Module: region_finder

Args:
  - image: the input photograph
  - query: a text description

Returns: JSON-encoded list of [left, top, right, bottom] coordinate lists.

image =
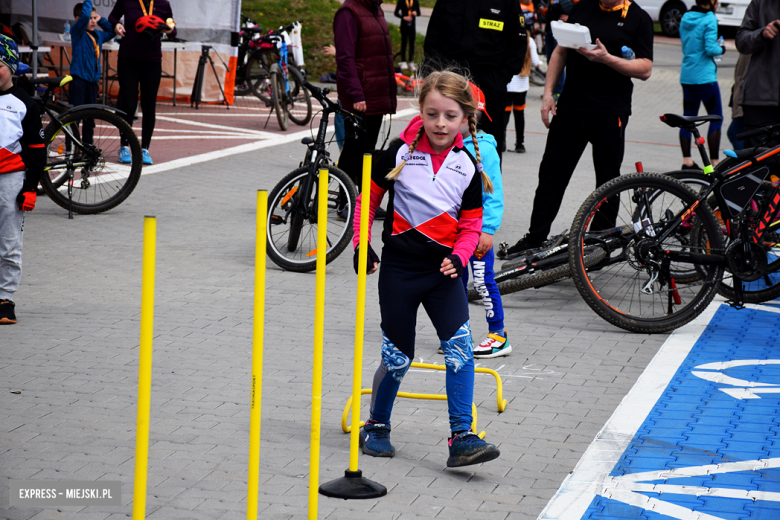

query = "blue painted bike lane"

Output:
[[539, 302, 780, 520]]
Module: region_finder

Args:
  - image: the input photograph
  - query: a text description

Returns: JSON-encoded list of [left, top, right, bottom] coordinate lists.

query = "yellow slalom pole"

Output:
[[317, 154, 386, 500], [247, 191, 267, 520], [308, 169, 328, 519], [349, 154, 372, 472], [133, 216, 156, 520]]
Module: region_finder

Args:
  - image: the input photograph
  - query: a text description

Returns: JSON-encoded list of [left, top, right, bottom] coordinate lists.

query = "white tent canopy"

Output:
[[2, 0, 241, 46], [1, 0, 242, 102]]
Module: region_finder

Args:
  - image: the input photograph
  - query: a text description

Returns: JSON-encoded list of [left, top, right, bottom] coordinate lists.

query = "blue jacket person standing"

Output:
[[70, 0, 115, 144]]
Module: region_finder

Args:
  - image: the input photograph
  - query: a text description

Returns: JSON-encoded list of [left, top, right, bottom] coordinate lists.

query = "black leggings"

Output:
[[504, 91, 527, 146], [116, 57, 162, 150], [400, 25, 415, 63], [528, 111, 628, 241]]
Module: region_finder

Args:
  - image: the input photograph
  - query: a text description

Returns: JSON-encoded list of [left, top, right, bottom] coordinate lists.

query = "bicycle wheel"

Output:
[[40, 108, 143, 214], [270, 67, 288, 131], [569, 173, 724, 334], [667, 163, 780, 303], [267, 165, 357, 272], [467, 245, 605, 301], [246, 53, 272, 103], [285, 65, 312, 126], [38, 102, 70, 193]]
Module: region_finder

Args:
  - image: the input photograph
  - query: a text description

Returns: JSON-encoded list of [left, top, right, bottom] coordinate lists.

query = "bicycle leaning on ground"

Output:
[[567, 114, 780, 334], [468, 229, 616, 301], [266, 80, 362, 272], [17, 64, 143, 217]]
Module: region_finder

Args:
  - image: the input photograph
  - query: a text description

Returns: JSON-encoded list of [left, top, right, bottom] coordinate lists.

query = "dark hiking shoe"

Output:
[[0, 299, 17, 324], [501, 233, 545, 258], [447, 431, 500, 467], [359, 420, 395, 457]]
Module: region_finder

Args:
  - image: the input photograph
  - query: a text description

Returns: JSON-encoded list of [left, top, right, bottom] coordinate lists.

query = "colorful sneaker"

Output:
[[118, 146, 132, 164], [142, 149, 153, 165], [447, 431, 500, 467], [359, 420, 395, 457], [0, 299, 17, 324], [473, 332, 511, 359]]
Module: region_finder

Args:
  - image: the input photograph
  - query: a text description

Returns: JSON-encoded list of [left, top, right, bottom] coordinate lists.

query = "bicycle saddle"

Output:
[[660, 113, 722, 129], [30, 75, 73, 88], [724, 147, 760, 160]]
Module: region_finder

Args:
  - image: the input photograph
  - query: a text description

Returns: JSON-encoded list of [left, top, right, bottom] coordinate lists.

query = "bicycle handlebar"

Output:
[[303, 80, 363, 130], [279, 20, 304, 33], [736, 123, 780, 142]]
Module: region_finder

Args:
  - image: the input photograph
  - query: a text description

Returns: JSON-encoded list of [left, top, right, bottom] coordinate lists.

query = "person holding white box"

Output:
[[503, 0, 653, 256]]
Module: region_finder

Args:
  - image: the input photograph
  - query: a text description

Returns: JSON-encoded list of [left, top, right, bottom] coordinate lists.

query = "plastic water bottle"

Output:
[[714, 36, 724, 62], [621, 46, 635, 60], [63, 20, 71, 42]]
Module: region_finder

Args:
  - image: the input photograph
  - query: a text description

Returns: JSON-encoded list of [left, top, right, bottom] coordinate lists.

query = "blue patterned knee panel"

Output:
[[439, 321, 473, 373], [381, 331, 411, 383]]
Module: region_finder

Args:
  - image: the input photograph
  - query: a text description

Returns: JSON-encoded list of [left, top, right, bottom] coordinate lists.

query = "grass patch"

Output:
[[241, 0, 425, 78]]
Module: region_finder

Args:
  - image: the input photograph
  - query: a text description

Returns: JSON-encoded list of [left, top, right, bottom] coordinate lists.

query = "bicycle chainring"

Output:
[[726, 239, 768, 282]]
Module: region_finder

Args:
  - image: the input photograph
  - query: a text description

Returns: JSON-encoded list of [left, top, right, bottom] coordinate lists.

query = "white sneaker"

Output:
[[399, 61, 408, 69], [409, 62, 417, 72], [473, 332, 511, 359]]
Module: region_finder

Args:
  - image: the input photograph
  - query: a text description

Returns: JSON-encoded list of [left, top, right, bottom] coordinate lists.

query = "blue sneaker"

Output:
[[142, 149, 153, 165], [118, 146, 132, 164], [359, 420, 395, 457], [447, 431, 500, 467]]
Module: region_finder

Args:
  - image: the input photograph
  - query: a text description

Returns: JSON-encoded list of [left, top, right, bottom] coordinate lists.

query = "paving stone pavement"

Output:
[[1, 44, 741, 519]]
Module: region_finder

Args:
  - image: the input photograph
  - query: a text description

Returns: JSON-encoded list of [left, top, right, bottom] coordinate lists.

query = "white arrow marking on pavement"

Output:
[[691, 359, 780, 399], [596, 458, 780, 520]]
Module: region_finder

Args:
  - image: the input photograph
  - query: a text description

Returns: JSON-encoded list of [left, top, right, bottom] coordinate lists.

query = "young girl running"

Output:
[[352, 70, 501, 468], [461, 84, 511, 358]]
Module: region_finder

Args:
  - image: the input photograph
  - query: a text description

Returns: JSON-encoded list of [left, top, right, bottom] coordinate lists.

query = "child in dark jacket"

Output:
[[70, 0, 115, 144], [394, 0, 420, 70]]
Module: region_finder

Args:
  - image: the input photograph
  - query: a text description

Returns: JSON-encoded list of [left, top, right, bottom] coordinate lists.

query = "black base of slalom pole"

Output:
[[319, 469, 387, 500]]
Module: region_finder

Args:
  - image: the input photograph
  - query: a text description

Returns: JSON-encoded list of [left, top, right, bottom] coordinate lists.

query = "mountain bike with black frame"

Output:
[[567, 115, 780, 333], [266, 80, 361, 272], [17, 65, 142, 217]]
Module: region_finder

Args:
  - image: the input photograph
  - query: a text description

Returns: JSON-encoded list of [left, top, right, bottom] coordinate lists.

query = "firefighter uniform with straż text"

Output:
[[424, 0, 526, 158]]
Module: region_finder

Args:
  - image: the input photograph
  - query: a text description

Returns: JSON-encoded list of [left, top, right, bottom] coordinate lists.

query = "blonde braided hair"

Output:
[[385, 70, 494, 194], [386, 124, 425, 180], [468, 113, 494, 193]]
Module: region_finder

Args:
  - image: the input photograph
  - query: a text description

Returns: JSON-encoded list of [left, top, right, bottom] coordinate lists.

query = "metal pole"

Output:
[[246, 191, 267, 520], [308, 168, 329, 519], [32, 0, 38, 79], [133, 216, 156, 520]]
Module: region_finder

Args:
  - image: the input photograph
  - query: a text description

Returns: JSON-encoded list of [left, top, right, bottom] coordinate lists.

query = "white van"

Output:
[[715, 0, 751, 28], [640, 0, 696, 37]]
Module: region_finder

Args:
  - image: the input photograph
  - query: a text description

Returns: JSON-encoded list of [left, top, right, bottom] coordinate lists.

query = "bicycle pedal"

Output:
[[270, 215, 284, 225], [726, 299, 745, 310]]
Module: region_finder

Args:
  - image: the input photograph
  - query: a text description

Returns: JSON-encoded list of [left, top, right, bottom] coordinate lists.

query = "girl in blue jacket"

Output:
[[458, 84, 510, 359], [679, 0, 726, 168]]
